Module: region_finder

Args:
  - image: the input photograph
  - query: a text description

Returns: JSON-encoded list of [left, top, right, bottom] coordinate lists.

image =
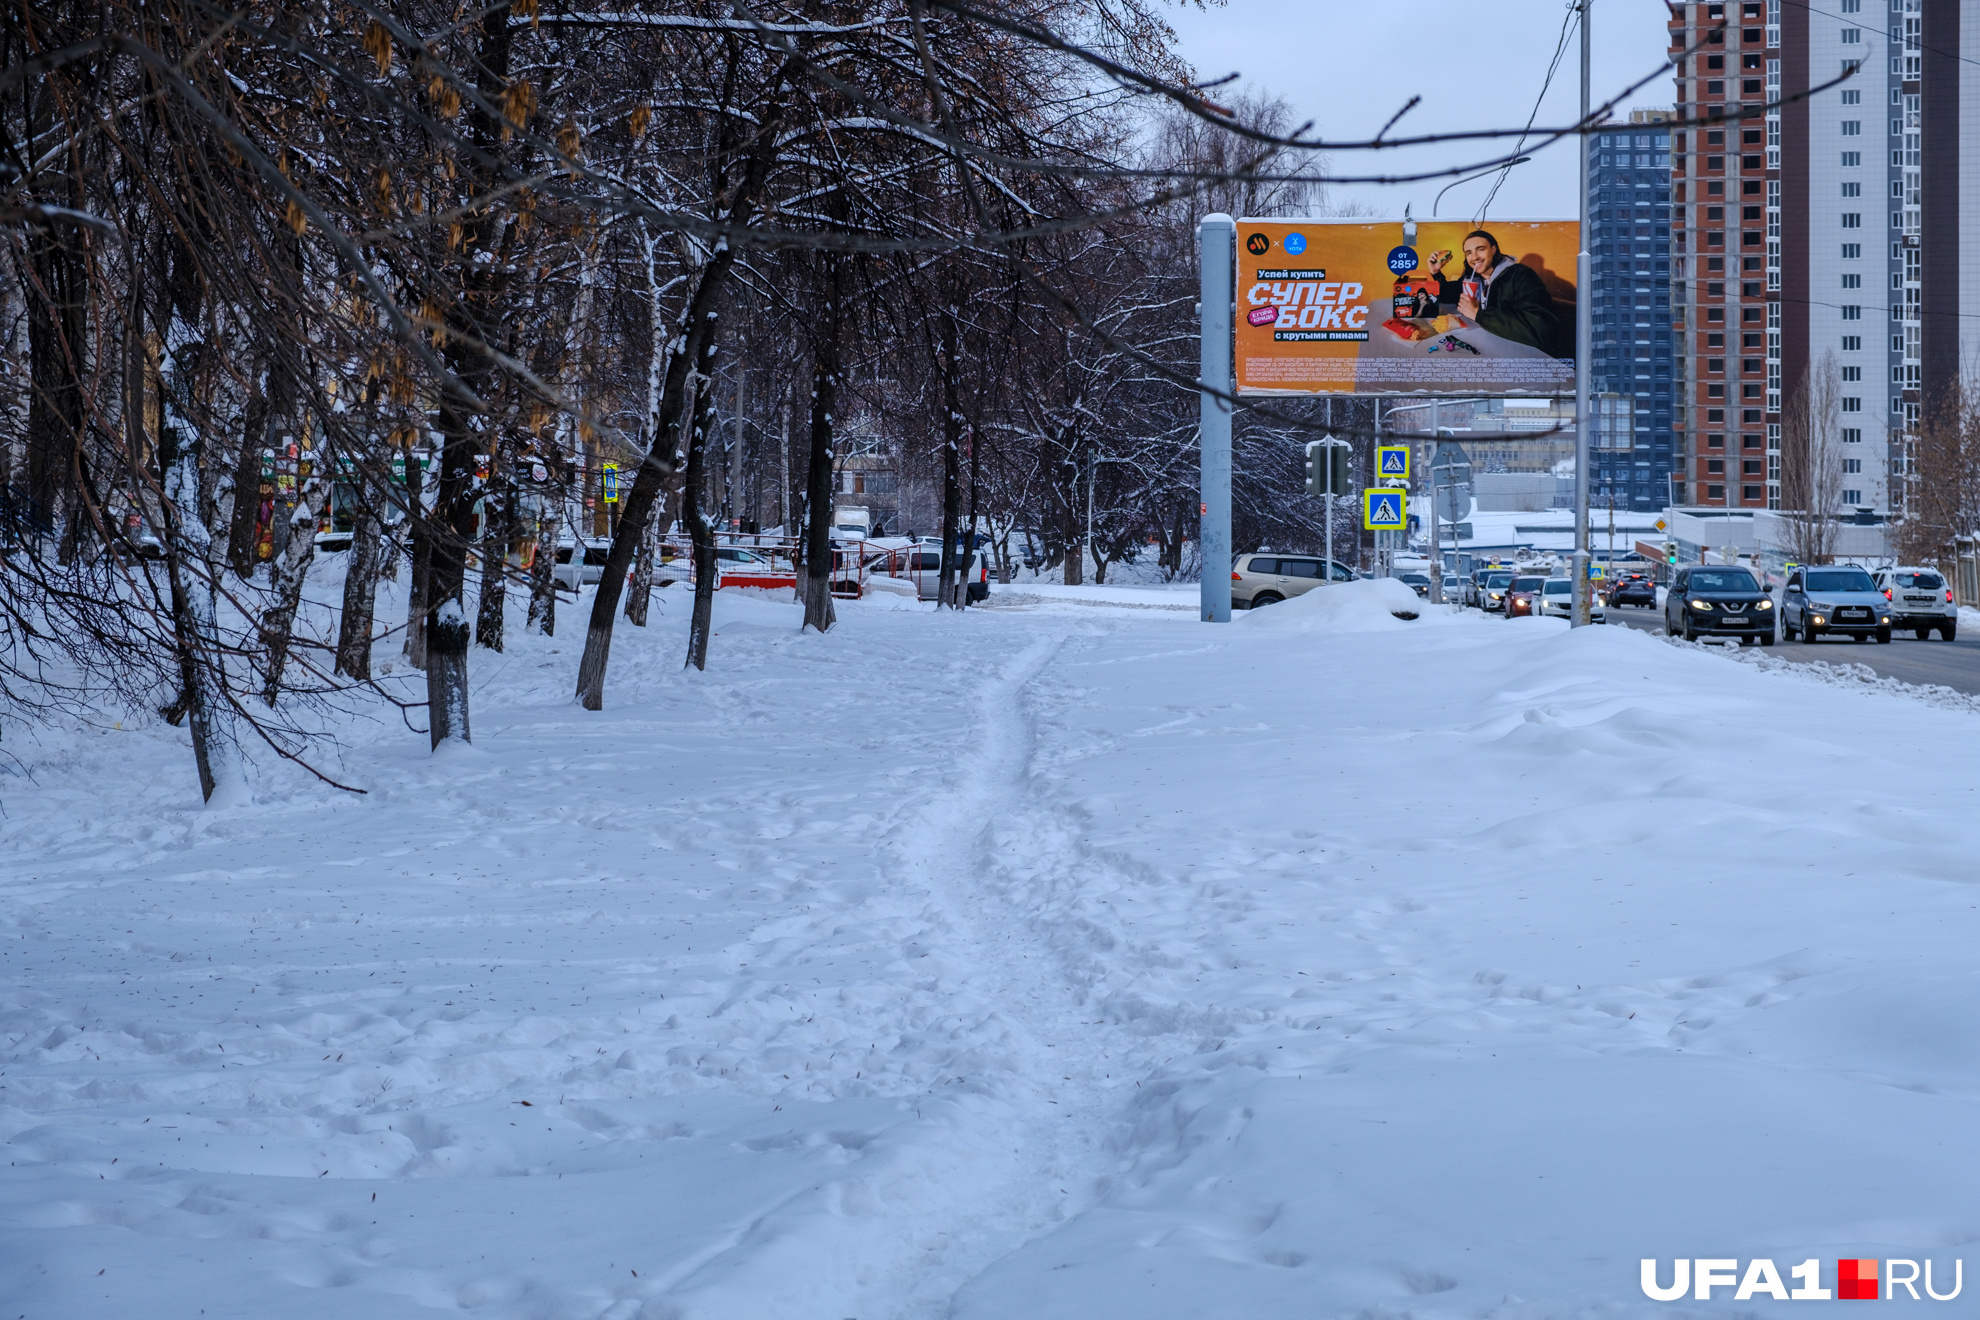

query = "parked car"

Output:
[[1871, 566, 1958, 640], [1662, 565, 1775, 643], [1604, 572, 1657, 608], [553, 537, 612, 591], [910, 548, 989, 602], [1781, 565, 1890, 643], [1472, 570, 1516, 612], [1397, 572, 1432, 598], [1537, 577, 1607, 622], [1504, 575, 1546, 618], [1232, 553, 1356, 608]]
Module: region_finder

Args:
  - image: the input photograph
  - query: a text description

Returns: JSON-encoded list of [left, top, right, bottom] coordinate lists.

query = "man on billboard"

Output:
[[1423, 230, 1561, 354]]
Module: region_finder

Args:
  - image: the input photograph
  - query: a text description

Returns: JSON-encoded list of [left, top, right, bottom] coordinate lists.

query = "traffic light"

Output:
[[1304, 441, 1351, 497], [1664, 541, 1678, 565]]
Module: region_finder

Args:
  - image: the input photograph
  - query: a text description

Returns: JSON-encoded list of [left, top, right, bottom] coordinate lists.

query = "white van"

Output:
[[830, 506, 871, 540]]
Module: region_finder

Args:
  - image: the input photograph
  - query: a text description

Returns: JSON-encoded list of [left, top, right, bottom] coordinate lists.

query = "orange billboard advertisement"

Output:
[[1234, 218, 1579, 396]]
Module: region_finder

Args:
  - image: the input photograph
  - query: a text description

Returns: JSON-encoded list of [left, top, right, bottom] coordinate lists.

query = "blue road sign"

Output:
[[1363, 487, 1406, 531], [1376, 445, 1410, 480]]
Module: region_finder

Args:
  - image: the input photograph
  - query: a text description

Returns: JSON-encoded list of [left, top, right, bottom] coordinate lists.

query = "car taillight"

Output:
[[1232, 572, 1243, 581], [1949, 589, 1957, 604], [1884, 588, 1893, 600]]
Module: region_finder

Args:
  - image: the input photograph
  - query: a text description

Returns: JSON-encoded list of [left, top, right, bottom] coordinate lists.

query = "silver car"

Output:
[[1537, 577, 1606, 622], [1233, 553, 1355, 608], [1782, 565, 1892, 643]]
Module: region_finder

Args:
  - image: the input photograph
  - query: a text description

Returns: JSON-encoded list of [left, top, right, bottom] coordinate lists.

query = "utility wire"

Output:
[[1479, 0, 1582, 223]]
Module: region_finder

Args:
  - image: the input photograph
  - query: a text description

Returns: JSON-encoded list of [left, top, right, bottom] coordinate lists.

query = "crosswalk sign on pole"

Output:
[[1376, 445, 1410, 481], [603, 462, 620, 504], [1363, 487, 1407, 531]]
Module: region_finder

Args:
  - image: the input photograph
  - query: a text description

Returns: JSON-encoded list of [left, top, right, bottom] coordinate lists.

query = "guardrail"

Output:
[[660, 535, 955, 601]]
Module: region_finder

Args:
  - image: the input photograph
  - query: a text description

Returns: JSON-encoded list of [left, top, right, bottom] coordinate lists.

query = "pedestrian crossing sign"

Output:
[[603, 462, 620, 504], [1376, 445, 1410, 480], [1363, 487, 1407, 530]]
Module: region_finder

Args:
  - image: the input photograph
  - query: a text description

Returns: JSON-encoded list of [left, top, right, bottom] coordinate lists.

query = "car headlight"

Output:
[[1881, 615, 1891, 624], [1755, 598, 1774, 610], [1812, 615, 1826, 625], [1689, 599, 1712, 611]]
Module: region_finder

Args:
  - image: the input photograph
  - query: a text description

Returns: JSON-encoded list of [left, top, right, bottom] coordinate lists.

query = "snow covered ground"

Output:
[[4, 578, 1977, 1318]]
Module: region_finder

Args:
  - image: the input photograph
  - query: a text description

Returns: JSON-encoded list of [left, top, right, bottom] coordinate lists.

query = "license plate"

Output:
[[1905, 596, 1933, 604], [1840, 609, 1868, 619], [1721, 616, 1747, 625]]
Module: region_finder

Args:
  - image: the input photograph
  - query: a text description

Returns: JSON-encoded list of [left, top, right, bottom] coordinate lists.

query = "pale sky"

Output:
[[1165, 0, 1677, 221]]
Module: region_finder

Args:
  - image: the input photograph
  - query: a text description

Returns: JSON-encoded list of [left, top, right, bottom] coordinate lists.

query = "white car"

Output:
[[1537, 577, 1606, 622], [1871, 566, 1958, 641], [552, 537, 612, 591]]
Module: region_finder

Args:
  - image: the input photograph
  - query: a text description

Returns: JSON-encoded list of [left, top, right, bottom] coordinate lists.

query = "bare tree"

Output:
[[1894, 373, 1980, 566], [1779, 353, 1846, 564]]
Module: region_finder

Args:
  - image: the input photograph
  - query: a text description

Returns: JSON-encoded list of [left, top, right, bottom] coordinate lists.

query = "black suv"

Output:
[[1664, 565, 1776, 644], [1605, 573, 1656, 608]]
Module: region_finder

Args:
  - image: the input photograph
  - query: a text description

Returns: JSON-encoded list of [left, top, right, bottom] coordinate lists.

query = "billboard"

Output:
[[1234, 219, 1579, 397]]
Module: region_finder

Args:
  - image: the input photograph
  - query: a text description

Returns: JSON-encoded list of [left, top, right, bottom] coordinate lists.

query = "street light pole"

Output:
[[1571, 0, 1594, 626], [1198, 214, 1234, 622]]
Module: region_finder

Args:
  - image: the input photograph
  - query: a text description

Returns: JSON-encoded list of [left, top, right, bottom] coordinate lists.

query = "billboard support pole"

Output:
[[1428, 400, 1443, 604], [1199, 214, 1234, 622], [1571, 0, 1593, 626]]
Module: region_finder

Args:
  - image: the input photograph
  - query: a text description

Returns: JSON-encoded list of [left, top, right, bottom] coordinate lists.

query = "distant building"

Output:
[[1383, 398, 1575, 473], [1669, 0, 1926, 519], [1588, 108, 1676, 512]]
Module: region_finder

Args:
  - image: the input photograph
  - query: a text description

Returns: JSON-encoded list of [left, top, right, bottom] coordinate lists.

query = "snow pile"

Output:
[[4, 581, 1978, 1319], [1238, 574, 1432, 631]]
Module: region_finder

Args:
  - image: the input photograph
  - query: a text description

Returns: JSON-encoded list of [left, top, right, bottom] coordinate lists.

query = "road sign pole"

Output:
[[1199, 214, 1234, 622], [1571, 0, 1593, 626]]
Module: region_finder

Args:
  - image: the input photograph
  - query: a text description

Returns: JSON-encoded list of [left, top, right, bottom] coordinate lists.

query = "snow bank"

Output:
[[1238, 574, 1432, 631], [5, 570, 1979, 1319]]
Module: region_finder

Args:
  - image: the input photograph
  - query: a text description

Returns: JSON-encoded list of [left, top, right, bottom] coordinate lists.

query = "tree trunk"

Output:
[[426, 597, 471, 748], [684, 377, 719, 669], [1061, 466, 1083, 585], [224, 371, 271, 577], [527, 497, 558, 636], [24, 225, 85, 552], [962, 420, 982, 608], [403, 442, 429, 668], [260, 481, 323, 704], [626, 510, 656, 626], [476, 436, 515, 650], [936, 309, 962, 608], [160, 426, 247, 804], [800, 256, 843, 633], [729, 368, 749, 530], [424, 394, 479, 745], [336, 490, 383, 680]]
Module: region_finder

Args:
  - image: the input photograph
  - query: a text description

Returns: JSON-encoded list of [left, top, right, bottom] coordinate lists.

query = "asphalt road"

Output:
[[1603, 604, 1980, 695]]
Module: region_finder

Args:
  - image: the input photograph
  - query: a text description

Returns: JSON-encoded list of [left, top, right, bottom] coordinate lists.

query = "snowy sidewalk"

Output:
[[3, 584, 1977, 1318]]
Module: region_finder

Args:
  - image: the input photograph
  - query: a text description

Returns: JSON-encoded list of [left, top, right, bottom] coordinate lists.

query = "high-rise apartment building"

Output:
[[1670, 0, 1936, 519], [1587, 109, 1675, 510]]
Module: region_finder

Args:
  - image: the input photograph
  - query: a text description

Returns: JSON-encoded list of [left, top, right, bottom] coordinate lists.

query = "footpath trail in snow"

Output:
[[4, 582, 1979, 1319]]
